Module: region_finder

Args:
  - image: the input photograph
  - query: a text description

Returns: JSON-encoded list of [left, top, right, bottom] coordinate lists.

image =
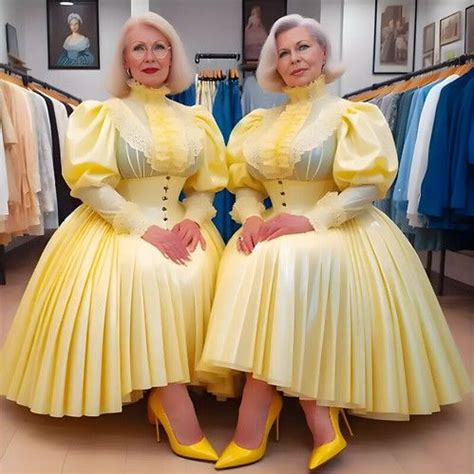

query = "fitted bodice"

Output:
[[115, 135, 201, 179], [116, 175, 187, 227], [248, 132, 337, 183]]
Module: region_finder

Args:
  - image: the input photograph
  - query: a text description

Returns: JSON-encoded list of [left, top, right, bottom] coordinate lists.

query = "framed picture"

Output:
[[423, 22, 435, 53], [439, 11, 461, 47], [5, 23, 20, 60], [242, 0, 287, 64], [47, 0, 100, 70], [466, 5, 474, 54], [440, 43, 464, 62], [372, 0, 418, 74], [422, 50, 434, 68]]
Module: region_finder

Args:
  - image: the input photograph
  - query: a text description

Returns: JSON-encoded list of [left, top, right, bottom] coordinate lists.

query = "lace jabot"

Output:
[[283, 74, 327, 103], [243, 74, 349, 179], [105, 80, 204, 175], [127, 79, 170, 103]]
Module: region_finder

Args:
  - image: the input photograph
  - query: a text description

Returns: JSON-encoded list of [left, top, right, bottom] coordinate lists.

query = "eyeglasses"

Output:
[[130, 42, 171, 60]]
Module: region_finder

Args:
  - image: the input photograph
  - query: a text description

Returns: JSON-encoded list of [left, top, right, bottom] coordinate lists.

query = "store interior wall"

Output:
[[1, 0, 472, 286]]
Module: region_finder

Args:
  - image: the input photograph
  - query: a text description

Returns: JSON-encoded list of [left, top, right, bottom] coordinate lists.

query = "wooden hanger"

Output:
[[0, 71, 25, 88]]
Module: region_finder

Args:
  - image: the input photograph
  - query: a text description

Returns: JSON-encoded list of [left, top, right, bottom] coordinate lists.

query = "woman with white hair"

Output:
[[0, 12, 230, 462], [200, 14, 470, 470], [57, 13, 95, 66]]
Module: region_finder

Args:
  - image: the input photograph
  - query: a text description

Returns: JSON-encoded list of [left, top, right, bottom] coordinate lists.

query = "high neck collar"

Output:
[[127, 79, 170, 103], [283, 75, 327, 103]]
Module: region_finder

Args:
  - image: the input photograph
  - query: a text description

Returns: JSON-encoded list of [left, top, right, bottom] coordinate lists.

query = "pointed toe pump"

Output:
[[147, 390, 218, 462], [308, 407, 353, 470], [215, 391, 283, 470]]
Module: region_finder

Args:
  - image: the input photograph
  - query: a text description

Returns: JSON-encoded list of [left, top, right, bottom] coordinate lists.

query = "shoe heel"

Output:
[[275, 414, 280, 442], [341, 409, 353, 437]]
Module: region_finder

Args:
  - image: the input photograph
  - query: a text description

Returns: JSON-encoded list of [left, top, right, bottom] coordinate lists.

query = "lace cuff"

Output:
[[183, 192, 216, 225], [305, 192, 347, 231], [230, 189, 265, 224], [112, 202, 154, 236]]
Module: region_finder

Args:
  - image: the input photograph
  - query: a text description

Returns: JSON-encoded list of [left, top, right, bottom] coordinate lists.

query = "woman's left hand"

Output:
[[259, 213, 315, 241], [172, 219, 206, 252]]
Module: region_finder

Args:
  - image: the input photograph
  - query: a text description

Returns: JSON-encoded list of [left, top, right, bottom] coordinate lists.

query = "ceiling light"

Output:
[[60, 2, 74, 5]]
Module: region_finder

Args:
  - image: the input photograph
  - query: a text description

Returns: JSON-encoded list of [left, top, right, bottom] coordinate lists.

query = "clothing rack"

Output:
[[0, 63, 82, 102], [343, 53, 474, 99], [194, 53, 241, 64], [343, 53, 474, 296], [0, 64, 82, 285]]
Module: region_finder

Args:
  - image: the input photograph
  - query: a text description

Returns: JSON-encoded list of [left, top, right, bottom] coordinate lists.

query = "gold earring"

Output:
[[126, 68, 132, 78]]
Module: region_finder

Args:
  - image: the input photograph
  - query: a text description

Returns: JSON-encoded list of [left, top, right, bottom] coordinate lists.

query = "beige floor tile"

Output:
[[0, 426, 68, 473]]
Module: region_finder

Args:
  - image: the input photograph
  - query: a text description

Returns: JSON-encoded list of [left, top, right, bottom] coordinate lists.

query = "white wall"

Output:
[[2, 0, 130, 101], [151, 0, 320, 72], [1, 0, 28, 64], [415, 0, 471, 69]]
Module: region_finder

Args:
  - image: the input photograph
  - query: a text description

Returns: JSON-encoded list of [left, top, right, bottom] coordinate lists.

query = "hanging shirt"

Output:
[[241, 74, 286, 115], [27, 91, 59, 230], [212, 78, 243, 242], [406, 74, 459, 227], [450, 76, 474, 217], [419, 68, 474, 229]]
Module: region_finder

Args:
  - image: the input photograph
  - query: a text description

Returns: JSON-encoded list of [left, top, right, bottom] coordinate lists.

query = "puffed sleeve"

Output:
[[180, 105, 229, 225], [305, 101, 398, 230], [227, 110, 267, 223], [63, 100, 154, 236]]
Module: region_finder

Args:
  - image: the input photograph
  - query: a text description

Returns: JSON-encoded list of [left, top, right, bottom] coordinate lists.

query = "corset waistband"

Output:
[[264, 179, 338, 213], [116, 175, 187, 228]]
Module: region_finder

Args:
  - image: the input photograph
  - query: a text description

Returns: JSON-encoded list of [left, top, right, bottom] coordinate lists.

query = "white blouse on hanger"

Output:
[[406, 74, 459, 227]]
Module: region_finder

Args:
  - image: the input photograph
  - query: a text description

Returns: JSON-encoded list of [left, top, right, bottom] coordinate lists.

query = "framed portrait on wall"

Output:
[[423, 22, 435, 53], [47, 0, 100, 70], [372, 0, 417, 74], [439, 11, 461, 47], [465, 5, 474, 54], [422, 50, 434, 68], [242, 0, 287, 64]]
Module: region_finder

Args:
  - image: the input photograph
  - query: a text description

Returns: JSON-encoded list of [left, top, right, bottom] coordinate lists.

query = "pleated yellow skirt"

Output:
[[0, 204, 232, 417], [199, 206, 471, 420]]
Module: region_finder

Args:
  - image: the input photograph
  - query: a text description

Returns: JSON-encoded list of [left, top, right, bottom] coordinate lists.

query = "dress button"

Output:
[[164, 186, 169, 191], [278, 180, 283, 184], [166, 176, 171, 180], [282, 203, 287, 207], [280, 191, 285, 196], [162, 207, 167, 211], [164, 217, 168, 221], [162, 196, 168, 201]]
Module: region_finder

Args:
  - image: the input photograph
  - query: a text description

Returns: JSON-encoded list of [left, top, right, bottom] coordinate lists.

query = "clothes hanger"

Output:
[[0, 71, 25, 88]]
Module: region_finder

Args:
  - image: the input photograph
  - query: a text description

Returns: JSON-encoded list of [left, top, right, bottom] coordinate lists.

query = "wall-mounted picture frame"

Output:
[[372, 0, 418, 74], [422, 50, 434, 68], [242, 0, 287, 64], [466, 5, 474, 54], [423, 21, 435, 53], [439, 11, 461, 47], [47, 0, 100, 70]]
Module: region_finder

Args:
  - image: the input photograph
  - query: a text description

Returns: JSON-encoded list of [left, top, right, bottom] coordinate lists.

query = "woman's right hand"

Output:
[[237, 216, 264, 254], [142, 225, 191, 265]]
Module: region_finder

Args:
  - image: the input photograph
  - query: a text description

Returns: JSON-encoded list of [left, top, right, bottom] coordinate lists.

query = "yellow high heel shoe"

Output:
[[215, 391, 283, 470], [308, 407, 353, 470], [147, 390, 218, 462]]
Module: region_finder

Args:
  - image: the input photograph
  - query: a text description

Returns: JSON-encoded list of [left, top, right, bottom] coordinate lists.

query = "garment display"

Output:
[[0, 81, 234, 416], [241, 73, 287, 115], [199, 76, 470, 420]]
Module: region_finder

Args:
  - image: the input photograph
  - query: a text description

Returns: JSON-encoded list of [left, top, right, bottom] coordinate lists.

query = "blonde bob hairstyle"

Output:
[[106, 12, 194, 97], [256, 14, 344, 92]]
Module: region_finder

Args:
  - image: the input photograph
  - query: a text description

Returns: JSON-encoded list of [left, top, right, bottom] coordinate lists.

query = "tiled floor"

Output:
[[0, 238, 473, 474]]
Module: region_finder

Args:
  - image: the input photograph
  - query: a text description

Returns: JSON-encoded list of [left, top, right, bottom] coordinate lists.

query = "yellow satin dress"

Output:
[[199, 77, 471, 420], [0, 82, 233, 417]]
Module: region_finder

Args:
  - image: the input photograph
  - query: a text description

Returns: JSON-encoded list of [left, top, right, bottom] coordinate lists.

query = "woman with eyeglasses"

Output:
[[0, 12, 231, 461]]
